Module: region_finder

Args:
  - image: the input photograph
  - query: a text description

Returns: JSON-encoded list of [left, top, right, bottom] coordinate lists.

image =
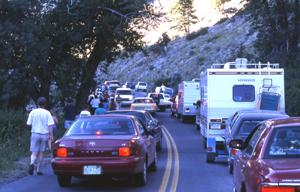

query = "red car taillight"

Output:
[[119, 147, 131, 157], [57, 147, 68, 157], [261, 186, 295, 192]]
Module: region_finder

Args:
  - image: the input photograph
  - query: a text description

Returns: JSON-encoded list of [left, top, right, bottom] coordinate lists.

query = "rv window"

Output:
[[233, 85, 255, 102]]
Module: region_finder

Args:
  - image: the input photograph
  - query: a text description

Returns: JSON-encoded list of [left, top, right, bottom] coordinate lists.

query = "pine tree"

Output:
[[171, 0, 199, 34]]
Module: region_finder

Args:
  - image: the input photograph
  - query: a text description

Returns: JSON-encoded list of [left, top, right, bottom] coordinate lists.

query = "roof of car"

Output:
[[133, 97, 153, 100], [265, 117, 300, 127], [80, 114, 136, 120], [106, 110, 147, 114]]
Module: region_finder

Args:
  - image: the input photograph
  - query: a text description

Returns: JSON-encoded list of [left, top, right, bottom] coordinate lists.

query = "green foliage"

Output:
[[0, 0, 158, 111], [186, 27, 209, 40], [246, 0, 300, 115], [171, 0, 199, 33], [0, 110, 29, 170]]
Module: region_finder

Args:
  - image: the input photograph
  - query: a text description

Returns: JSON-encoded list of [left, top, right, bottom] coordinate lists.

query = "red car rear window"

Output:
[[66, 118, 135, 136], [264, 126, 300, 158]]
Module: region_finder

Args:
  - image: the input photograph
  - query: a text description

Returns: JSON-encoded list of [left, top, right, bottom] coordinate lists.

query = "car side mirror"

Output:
[[229, 139, 244, 149]]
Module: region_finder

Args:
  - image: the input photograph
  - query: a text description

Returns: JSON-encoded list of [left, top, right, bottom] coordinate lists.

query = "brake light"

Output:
[[261, 186, 295, 192], [119, 147, 131, 157], [57, 148, 68, 157], [231, 148, 238, 156]]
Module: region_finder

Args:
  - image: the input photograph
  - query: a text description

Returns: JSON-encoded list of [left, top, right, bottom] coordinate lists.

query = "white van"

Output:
[[177, 81, 200, 122]]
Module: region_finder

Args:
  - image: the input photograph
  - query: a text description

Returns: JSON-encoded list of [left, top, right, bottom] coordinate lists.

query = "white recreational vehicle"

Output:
[[177, 81, 200, 122], [196, 58, 285, 162]]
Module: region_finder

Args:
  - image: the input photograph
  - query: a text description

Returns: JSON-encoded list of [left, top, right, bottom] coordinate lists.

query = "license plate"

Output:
[[83, 165, 102, 175], [210, 123, 221, 129]]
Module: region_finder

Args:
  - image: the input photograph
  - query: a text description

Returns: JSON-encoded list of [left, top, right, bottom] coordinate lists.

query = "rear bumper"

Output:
[[51, 156, 144, 176]]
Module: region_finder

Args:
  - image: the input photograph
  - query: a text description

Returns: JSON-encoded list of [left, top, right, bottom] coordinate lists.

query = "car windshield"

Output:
[[109, 86, 118, 91], [116, 90, 132, 95], [66, 117, 135, 136], [265, 126, 300, 158], [134, 99, 154, 103], [139, 83, 146, 86], [236, 120, 261, 137]]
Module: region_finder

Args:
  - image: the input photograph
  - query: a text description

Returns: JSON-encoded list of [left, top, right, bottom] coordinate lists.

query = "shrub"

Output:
[[186, 27, 209, 41], [0, 110, 29, 170]]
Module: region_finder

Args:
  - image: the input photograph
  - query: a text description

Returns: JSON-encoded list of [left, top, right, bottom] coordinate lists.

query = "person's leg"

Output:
[[29, 133, 39, 175], [36, 152, 44, 174], [36, 134, 48, 175]]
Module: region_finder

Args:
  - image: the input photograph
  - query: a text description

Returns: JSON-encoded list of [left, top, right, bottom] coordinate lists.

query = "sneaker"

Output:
[[28, 164, 34, 175]]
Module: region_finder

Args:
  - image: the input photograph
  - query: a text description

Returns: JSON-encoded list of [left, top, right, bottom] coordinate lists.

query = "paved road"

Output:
[[0, 111, 233, 192]]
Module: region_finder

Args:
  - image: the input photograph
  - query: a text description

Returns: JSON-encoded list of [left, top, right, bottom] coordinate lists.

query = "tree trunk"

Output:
[[75, 34, 106, 112]]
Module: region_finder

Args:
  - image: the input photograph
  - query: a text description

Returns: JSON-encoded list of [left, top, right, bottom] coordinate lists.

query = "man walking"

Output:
[[27, 97, 54, 175]]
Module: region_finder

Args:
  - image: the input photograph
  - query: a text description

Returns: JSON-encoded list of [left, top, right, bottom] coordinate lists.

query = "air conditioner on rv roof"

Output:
[[235, 58, 248, 69]]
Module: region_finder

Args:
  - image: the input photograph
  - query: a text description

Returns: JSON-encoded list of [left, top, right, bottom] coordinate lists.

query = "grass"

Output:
[[0, 110, 66, 173]]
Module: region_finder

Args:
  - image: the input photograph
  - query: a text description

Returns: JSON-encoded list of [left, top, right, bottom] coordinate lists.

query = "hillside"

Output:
[[98, 0, 256, 89]]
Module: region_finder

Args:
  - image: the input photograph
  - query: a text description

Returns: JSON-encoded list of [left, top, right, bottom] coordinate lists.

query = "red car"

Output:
[[231, 117, 300, 192], [51, 114, 157, 187]]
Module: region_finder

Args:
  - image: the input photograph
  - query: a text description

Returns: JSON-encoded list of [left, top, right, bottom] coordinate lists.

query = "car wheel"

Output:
[[228, 162, 233, 174], [160, 106, 166, 112], [134, 161, 147, 186], [181, 115, 186, 123], [206, 153, 215, 163], [149, 151, 157, 172], [57, 175, 72, 187], [203, 137, 207, 149], [156, 140, 162, 152], [195, 124, 200, 130]]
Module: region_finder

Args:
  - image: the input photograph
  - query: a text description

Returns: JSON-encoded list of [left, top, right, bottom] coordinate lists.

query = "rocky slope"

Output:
[[97, 0, 257, 89]]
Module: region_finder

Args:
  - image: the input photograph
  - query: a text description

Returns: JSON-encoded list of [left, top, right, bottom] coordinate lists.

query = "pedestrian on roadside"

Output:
[[95, 101, 107, 115], [50, 109, 59, 134], [64, 98, 76, 129], [109, 98, 116, 111], [90, 95, 100, 115], [79, 105, 91, 117], [26, 97, 54, 176]]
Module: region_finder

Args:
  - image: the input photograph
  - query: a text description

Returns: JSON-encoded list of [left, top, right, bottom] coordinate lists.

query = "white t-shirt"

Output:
[[90, 98, 100, 108], [80, 110, 91, 117], [27, 108, 54, 134]]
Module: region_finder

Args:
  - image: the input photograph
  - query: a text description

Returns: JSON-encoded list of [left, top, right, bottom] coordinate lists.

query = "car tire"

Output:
[[134, 161, 147, 186], [203, 137, 207, 149], [206, 153, 215, 163], [57, 175, 72, 187], [181, 115, 186, 123], [228, 162, 233, 174], [156, 141, 162, 152], [195, 124, 200, 130], [149, 151, 157, 172]]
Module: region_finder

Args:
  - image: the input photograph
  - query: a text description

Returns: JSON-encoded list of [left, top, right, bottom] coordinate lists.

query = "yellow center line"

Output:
[[159, 128, 173, 192], [163, 126, 180, 192]]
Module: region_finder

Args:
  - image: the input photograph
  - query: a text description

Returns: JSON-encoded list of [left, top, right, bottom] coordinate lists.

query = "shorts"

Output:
[[30, 133, 49, 152], [64, 120, 74, 129]]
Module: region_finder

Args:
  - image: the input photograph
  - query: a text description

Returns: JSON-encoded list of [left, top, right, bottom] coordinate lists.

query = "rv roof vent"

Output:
[[235, 58, 248, 69]]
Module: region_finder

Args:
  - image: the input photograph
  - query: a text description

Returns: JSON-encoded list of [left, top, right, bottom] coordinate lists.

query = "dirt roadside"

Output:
[[0, 155, 52, 186]]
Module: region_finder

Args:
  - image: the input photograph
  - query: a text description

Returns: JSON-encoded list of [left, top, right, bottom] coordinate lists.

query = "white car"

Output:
[[135, 82, 147, 90], [114, 88, 134, 107]]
